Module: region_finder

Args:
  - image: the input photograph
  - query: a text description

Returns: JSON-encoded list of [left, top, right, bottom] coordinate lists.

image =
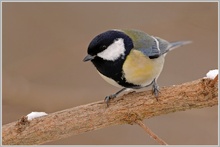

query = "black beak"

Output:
[[83, 54, 95, 62]]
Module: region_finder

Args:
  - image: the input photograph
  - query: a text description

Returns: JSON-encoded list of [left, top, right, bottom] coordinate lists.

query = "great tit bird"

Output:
[[83, 29, 191, 106]]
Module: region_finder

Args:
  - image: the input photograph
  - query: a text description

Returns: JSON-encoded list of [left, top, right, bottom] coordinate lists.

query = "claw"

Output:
[[152, 79, 160, 101], [104, 88, 127, 107], [104, 94, 116, 107]]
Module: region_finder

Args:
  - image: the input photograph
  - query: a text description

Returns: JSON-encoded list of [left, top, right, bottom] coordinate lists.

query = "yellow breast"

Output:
[[122, 50, 164, 86]]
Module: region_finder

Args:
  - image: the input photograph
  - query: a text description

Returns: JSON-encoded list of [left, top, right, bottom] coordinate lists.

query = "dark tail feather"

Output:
[[169, 41, 192, 51]]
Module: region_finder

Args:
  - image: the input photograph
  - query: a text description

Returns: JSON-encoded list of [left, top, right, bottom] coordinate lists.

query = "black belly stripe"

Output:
[[91, 57, 139, 88]]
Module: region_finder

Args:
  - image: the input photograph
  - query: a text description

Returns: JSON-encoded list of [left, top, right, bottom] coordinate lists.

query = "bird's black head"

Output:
[[83, 30, 133, 62]]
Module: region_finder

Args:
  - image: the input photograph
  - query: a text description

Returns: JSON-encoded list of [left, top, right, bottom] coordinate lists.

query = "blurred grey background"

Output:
[[2, 2, 218, 145]]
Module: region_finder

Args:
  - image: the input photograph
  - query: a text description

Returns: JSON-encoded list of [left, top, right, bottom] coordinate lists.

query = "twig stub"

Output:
[[135, 120, 168, 145], [15, 116, 30, 133]]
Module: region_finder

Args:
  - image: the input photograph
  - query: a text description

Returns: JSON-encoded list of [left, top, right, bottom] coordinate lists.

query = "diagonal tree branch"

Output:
[[2, 77, 218, 145]]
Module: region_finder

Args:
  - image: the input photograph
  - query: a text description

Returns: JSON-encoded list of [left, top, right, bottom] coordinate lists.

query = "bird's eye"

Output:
[[114, 38, 119, 41], [100, 45, 107, 50]]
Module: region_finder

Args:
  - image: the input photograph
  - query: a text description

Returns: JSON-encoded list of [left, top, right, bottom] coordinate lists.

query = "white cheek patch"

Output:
[[97, 38, 125, 61]]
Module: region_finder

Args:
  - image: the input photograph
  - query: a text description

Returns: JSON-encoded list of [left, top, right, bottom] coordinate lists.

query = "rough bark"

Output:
[[2, 77, 218, 145]]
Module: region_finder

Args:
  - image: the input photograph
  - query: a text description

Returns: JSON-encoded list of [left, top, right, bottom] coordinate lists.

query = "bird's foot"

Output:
[[152, 80, 160, 101], [104, 88, 127, 107], [104, 94, 117, 107]]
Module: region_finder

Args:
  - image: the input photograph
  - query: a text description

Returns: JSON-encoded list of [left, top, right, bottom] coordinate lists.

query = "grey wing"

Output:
[[124, 29, 190, 59], [140, 36, 191, 58], [138, 36, 170, 59]]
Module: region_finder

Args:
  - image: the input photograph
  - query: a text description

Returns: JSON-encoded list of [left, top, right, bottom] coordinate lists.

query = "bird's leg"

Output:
[[152, 79, 160, 101], [104, 87, 127, 107]]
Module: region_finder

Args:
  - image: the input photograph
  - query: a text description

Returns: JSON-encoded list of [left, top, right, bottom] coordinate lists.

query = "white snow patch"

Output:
[[27, 112, 48, 120], [205, 69, 218, 79], [125, 88, 132, 92]]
